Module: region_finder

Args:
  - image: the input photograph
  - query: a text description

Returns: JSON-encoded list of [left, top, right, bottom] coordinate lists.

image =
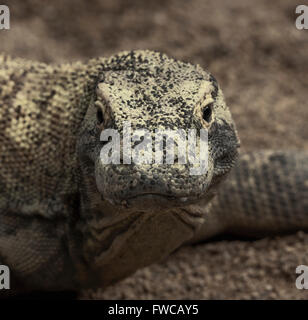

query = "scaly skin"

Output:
[[189, 151, 308, 243], [0, 50, 306, 293]]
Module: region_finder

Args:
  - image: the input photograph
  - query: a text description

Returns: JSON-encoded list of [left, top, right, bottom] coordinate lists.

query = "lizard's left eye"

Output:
[[97, 109, 104, 124], [202, 103, 213, 123]]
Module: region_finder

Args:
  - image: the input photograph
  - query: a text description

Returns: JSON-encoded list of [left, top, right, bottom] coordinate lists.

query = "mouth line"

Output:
[[124, 192, 197, 203]]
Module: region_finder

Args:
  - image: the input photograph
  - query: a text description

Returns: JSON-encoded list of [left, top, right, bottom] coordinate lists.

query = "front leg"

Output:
[[0, 210, 76, 293]]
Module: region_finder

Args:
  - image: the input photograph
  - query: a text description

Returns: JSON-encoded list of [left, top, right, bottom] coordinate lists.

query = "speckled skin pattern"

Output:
[[0, 50, 306, 293]]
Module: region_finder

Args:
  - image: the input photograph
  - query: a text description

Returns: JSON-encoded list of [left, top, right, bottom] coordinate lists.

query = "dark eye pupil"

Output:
[[203, 104, 212, 123], [97, 109, 104, 124]]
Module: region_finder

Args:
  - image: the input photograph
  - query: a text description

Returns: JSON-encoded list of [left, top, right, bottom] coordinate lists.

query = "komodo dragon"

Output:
[[0, 50, 307, 294]]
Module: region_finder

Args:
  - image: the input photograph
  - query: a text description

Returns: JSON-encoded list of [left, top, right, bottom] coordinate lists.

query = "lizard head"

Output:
[[76, 50, 240, 286], [78, 50, 239, 213]]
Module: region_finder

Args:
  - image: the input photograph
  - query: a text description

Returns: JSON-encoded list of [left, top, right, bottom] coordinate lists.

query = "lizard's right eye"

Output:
[[202, 103, 213, 123], [97, 109, 104, 124]]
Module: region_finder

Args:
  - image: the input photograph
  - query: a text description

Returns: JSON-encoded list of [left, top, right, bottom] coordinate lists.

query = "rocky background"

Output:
[[1, 0, 307, 299]]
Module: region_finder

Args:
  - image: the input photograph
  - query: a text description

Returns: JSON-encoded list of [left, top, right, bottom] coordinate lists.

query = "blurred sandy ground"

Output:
[[0, 0, 307, 299]]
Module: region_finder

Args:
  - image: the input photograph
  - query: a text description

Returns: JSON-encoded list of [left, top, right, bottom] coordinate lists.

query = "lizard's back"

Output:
[[0, 55, 95, 212]]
